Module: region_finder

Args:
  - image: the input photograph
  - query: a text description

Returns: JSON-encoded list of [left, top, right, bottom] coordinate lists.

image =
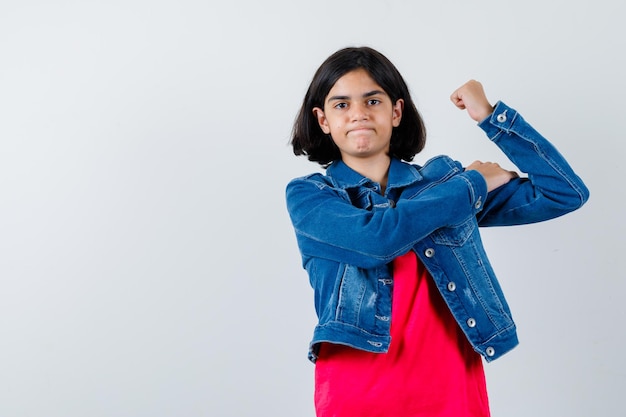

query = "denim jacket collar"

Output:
[[326, 157, 423, 193]]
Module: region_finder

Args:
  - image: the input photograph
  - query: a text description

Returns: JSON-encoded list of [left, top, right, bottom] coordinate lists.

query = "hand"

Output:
[[466, 160, 519, 192], [450, 80, 494, 122]]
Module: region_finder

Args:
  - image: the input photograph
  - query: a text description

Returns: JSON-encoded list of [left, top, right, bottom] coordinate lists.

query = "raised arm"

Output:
[[477, 101, 589, 225], [451, 79, 588, 225]]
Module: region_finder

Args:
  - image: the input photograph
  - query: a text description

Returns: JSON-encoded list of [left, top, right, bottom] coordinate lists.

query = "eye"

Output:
[[333, 102, 348, 109], [367, 99, 381, 106]]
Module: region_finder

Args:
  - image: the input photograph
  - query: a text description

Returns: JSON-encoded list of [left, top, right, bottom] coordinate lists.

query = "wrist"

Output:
[[478, 103, 495, 121]]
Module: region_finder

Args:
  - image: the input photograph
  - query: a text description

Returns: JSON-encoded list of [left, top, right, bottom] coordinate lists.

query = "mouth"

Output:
[[348, 127, 374, 134]]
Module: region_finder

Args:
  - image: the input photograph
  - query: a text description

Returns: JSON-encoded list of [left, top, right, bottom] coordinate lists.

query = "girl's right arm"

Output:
[[285, 169, 487, 269]]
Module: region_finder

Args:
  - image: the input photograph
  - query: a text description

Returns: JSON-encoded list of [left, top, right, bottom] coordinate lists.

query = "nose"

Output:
[[350, 102, 369, 121]]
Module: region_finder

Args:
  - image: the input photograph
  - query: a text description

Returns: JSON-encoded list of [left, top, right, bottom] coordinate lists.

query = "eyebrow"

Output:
[[326, 90, 387, 103]]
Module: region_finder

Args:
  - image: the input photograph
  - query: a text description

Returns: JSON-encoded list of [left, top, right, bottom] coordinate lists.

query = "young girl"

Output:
[[285, 46, 589, 417]]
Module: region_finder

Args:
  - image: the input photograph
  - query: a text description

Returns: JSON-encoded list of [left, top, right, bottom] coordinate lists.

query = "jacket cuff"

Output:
[[477, 101, 518, 139], [462, 169, 488, 213]]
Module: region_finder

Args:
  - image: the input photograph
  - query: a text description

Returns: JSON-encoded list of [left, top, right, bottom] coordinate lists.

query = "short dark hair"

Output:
[[291, 46, 426, 167]]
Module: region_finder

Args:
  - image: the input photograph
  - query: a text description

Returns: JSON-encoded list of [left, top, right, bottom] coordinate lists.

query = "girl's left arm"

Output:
[[475, 101, 590, 226]]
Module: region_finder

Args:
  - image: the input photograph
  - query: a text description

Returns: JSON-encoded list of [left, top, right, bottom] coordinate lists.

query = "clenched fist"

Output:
[[450, 80, 494, 122]]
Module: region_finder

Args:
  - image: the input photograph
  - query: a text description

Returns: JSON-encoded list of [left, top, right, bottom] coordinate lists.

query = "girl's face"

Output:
[[313, 68, 403, 166]]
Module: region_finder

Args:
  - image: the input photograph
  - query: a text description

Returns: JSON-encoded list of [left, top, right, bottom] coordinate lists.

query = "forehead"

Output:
[[327, 68, 386, 97]]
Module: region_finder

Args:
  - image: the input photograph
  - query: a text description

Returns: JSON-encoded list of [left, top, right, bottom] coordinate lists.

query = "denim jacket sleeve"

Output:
[[286, 167, 487, 269], [476, 101, 590, 226]]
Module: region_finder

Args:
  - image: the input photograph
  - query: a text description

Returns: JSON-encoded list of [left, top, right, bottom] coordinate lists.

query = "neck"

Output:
[[343, 154, 391, 194]]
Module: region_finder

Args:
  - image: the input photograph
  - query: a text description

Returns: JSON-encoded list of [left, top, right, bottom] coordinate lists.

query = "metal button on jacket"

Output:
[[467, 318, 476, 328], [485, 347, 496, 357], [447, 282, 456, 291], [424, 248, 435, 258], [496, 113, 507, 123]]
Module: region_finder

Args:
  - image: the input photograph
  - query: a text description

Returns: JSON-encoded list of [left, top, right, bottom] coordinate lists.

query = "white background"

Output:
[[1, 1, 623, 416]]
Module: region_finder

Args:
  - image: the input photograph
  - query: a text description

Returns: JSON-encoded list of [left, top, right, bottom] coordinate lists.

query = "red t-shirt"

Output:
[[314, 250, 490, 417]]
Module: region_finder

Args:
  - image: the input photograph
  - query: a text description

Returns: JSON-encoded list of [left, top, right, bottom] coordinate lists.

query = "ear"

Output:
[[392, 99, 404, 127], [312, 107, 331, 134]]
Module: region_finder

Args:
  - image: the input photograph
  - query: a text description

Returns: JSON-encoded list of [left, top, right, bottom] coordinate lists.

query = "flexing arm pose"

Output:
[[286, 45, 588, 417]]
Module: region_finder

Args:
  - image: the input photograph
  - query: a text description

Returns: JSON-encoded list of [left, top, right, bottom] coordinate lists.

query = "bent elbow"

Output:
[[562, 180, 590, 212], [578, 183, 591, 207], [542, 181, 590, 220]]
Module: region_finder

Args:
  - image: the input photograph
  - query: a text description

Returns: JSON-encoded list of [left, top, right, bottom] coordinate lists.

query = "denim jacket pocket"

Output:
[[336, 264, 366, 324], [432, 216, 476, 247], [335, 264, 392, 332]]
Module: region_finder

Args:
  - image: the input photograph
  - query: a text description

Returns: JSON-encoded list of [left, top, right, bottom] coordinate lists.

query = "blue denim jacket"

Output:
[[286, 102, 589, 363]]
